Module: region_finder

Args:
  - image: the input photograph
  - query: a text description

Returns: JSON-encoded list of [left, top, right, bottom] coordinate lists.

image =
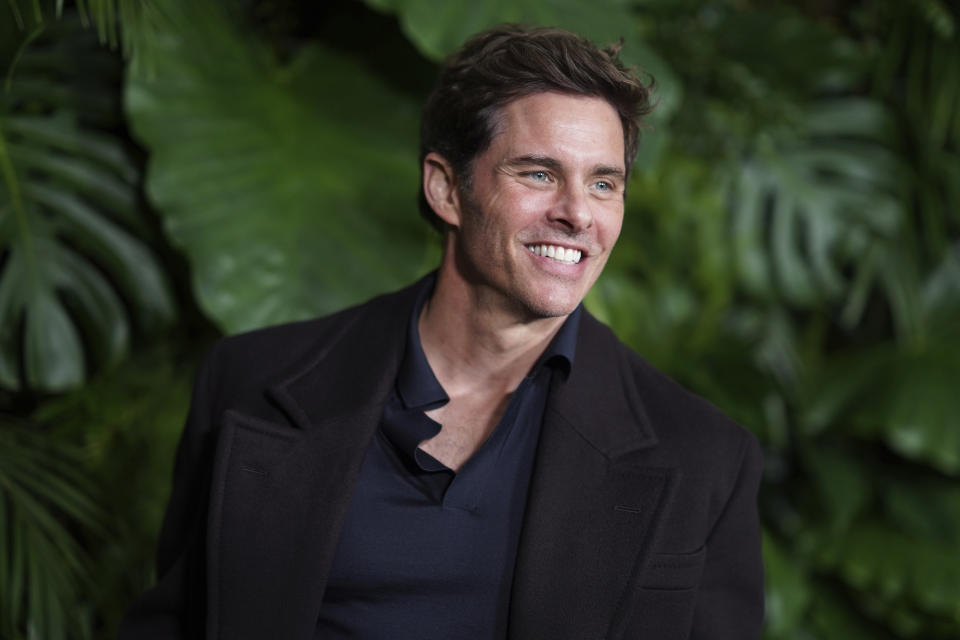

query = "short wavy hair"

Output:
[[418, 24, 654, 231]]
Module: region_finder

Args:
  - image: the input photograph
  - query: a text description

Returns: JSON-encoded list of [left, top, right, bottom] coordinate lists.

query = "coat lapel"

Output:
[[508, 313, 678, 640], [206, 283, 421, 640]]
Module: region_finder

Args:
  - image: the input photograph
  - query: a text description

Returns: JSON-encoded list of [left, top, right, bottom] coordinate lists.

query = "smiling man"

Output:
[[121, 25, 764, 640]]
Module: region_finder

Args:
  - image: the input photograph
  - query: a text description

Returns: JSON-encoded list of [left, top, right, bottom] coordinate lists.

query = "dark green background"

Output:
[[1, 1, 959, 637]]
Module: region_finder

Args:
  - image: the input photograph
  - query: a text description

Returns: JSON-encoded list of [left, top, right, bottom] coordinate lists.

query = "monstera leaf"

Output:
[[800, 245, 960, 474], [0, 23, 174, 392], [126, 3, 435, 334], [730, 98, 905, 311]]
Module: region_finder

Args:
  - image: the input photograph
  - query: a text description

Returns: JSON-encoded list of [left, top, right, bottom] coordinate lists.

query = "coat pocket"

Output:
[[641, 545, 706, 591]]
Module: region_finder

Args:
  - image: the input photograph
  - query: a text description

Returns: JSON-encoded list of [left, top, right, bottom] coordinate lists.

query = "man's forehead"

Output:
[[487, 92, 626, 166]]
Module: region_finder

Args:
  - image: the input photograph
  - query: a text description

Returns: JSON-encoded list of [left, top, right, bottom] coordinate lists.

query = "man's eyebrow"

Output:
[[592, 165, 627, 180], [504, 154, 563, 171]]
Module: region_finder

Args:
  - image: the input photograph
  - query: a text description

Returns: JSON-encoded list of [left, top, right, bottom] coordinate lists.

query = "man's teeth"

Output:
[[526, 244, 582, 264]]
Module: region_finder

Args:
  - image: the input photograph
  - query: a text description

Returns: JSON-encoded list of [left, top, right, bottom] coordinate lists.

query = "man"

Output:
[[121, 25, 763, 640]]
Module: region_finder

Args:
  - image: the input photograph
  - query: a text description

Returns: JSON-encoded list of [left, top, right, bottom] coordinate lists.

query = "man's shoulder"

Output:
[[201, 278, 425, 389], [582, 312, 757, 458]]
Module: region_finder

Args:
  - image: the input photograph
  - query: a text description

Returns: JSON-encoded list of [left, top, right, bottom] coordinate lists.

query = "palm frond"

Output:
[[0, 420, 105, 638]]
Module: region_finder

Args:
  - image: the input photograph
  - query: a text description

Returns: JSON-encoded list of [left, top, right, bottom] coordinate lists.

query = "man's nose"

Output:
[[548, 183, 593, 231]]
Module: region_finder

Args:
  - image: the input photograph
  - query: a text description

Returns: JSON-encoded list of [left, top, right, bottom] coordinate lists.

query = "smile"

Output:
[[526, 244, 583, 265]]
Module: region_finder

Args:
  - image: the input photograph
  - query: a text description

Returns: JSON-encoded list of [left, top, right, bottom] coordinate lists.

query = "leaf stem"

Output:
[[3, 23, 44, 93], [0, 119, 38, 284], [6, 0, 24, 29]]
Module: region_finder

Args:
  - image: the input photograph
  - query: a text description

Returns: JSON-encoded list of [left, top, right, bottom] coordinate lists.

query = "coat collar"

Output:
[[266, 275, 659, 460], [549, 310, 659, 457], [265, 278, 419, 433]]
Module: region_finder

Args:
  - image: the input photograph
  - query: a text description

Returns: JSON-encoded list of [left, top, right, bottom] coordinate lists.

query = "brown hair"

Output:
[[418, 24, 654, 231]]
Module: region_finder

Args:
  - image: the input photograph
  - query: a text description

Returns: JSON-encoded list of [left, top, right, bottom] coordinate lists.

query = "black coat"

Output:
[[120, 278, 764, 640]]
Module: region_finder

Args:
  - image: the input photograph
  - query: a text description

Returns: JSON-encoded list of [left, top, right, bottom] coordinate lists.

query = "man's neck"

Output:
[[418, 269, 568, 398]]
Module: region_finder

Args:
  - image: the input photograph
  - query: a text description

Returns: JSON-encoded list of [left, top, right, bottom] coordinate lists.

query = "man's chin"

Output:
[[512, 291, 583, 322]]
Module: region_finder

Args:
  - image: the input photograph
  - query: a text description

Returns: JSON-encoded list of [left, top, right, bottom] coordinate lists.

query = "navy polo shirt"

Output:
[[316, 279, 580, 638]]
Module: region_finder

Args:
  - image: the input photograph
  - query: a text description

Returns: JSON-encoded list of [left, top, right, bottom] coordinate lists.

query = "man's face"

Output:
[[448, 91, 626, 320]]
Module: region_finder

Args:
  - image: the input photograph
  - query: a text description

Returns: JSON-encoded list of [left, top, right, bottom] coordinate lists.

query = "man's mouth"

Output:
[[525, 243, 583, 265]]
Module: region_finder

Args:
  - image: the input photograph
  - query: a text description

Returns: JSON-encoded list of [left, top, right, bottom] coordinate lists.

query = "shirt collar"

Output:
[[396, 275, 448, 410], [396, 274, 582, 410], [533, 304, 580, 380]]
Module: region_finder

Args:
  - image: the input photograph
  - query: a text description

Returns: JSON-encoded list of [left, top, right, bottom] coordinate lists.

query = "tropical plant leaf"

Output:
[[0, 421, 105, 639], [816, 521, 960, 630], [3, 0, 167, 72], [883, 480, 960, 544], [0, 23, 174, 392], [868, 346, 960, 474], [801, 445, 873, 532], [807, 586, 902, 640], [3, 0, 43, 31], [33, 339, 199, 636], [125, 3, 435, 334], [920, 243, 960, 337], [801, 336, 960, 475], [762, 530, 812, 638], [363, 0, 682, 123], [730, 98, 905, 310]]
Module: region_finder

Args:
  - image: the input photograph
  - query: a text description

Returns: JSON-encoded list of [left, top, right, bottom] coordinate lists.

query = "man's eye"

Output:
[[525, 171, 550, 182], [594, 180, 613, 191]]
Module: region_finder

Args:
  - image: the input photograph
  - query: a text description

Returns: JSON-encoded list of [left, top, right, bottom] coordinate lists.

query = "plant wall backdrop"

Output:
[[1, 0, 958, 638]]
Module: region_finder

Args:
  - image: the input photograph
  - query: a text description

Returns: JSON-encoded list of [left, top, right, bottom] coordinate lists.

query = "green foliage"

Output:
[[4, 0, 164, 65], [0, 419, 104, 640], [729, 98, 904, 312], [762, 530, 812, 637], [125, 2, 435, 333], [1, 1, 959, 639], [368, 0, 681, 117], [0, 19, 174, 392], [33, 340, 198, 636], [0, 341, 195, 639]]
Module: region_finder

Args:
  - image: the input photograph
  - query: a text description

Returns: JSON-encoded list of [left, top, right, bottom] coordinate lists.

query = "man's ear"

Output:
[[423, 152, 463, 228]]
